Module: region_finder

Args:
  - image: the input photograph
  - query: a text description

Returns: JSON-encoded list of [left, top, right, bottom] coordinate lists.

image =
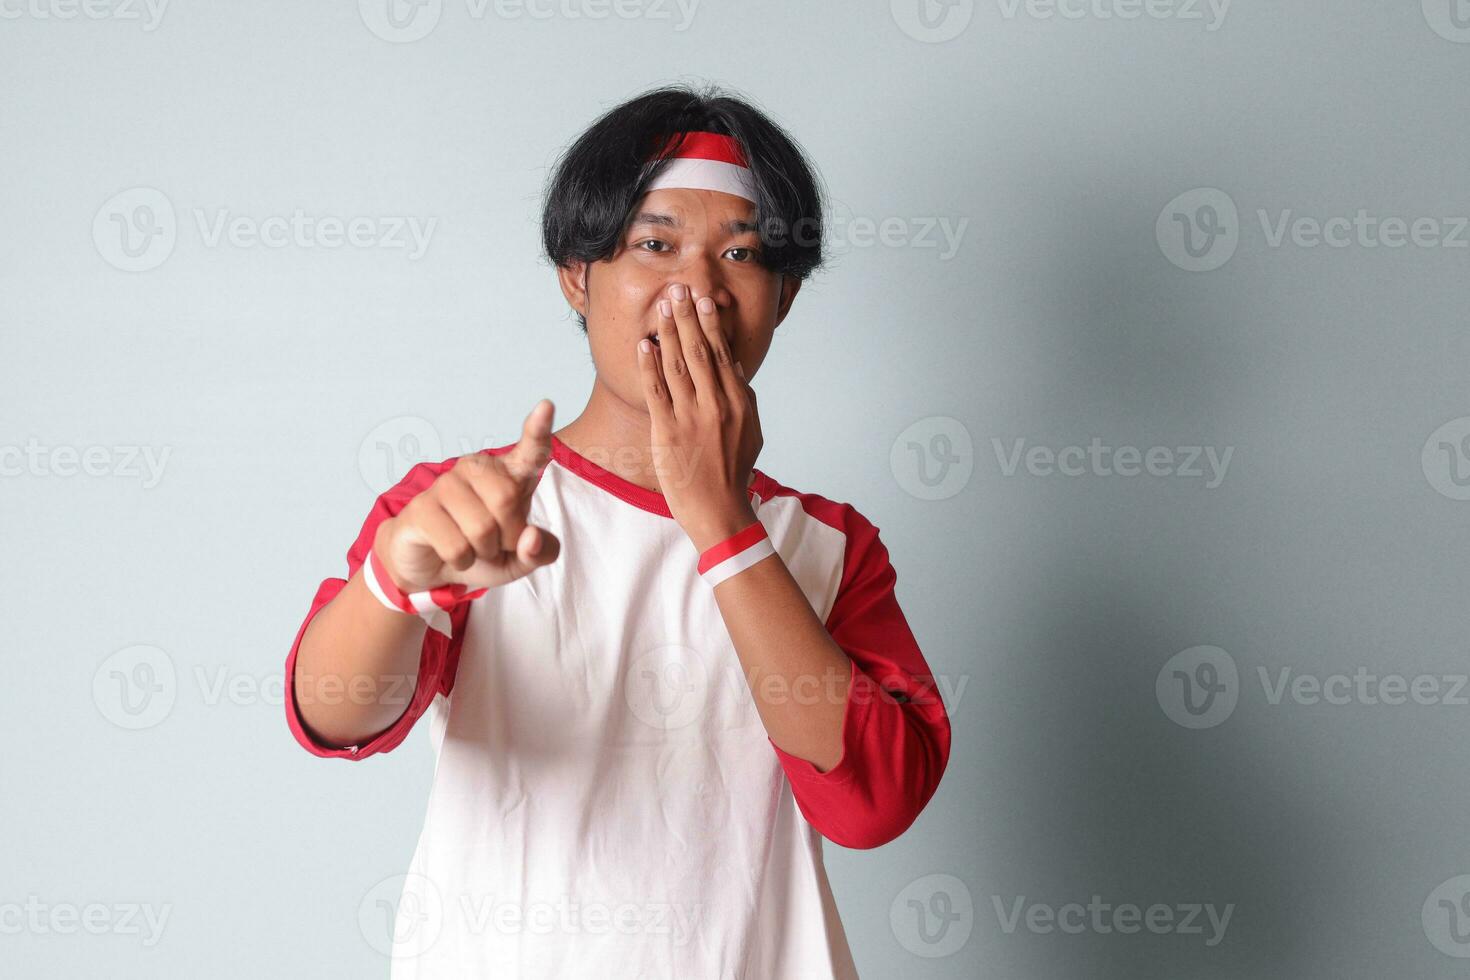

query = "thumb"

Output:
[[513, 524, 561, 571], [505, 398, 555, 481]]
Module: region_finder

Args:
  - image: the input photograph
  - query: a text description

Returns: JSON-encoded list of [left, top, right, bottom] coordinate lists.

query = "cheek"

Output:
[[737, 328, 772, 365], [590, 272, 663, 340], [585, 294, 651, 380], [617, 278, 659, 321]]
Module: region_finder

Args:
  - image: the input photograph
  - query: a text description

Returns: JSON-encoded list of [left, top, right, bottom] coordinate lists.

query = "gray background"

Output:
[[3, 1, 1469, 977]]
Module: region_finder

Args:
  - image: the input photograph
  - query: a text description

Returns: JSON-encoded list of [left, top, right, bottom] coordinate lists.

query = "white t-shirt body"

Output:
[[285, 435, 951, 978]]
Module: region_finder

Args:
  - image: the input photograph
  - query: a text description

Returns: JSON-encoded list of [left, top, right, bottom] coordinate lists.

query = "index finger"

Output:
[[502, 398, 555, 482]]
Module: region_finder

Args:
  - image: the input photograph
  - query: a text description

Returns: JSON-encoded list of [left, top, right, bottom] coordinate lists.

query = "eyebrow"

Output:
[[629, 211, 760, 235]]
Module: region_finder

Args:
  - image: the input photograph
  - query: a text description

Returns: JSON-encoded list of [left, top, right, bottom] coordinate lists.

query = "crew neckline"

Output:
[[544, 433, 764, 519]]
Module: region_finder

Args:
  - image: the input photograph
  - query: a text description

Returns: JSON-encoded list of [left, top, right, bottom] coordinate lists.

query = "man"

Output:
[[285, 83, 950, 978]]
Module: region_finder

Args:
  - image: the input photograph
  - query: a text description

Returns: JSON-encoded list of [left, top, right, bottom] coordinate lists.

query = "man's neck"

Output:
[[552, 378, 755, 496], [552, 378, 666, 494]]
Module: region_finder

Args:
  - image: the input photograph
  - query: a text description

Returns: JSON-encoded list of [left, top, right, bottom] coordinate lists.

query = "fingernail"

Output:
[[736, 362, 745, 377], [696, 297, 714, 314], [658, 299, 672, 318], [639, 338, 652, 353], [670, 284, 688, 301]]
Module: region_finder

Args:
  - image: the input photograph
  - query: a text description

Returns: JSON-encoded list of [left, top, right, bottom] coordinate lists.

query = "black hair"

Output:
[[540, 81, 828, 334]]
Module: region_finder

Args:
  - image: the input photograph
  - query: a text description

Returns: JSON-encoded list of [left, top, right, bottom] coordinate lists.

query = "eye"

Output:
[[725, 246, 761, 263], [635, 238, 672, 254]]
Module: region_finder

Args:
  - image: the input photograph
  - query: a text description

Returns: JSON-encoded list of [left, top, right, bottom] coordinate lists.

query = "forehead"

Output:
[[628, 187, 758, 231]]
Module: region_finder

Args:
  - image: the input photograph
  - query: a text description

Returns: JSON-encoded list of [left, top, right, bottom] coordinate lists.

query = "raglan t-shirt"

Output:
[[284, 434, 951, 979]]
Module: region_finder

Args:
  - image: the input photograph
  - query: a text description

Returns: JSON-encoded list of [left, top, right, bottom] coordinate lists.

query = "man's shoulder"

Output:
[[378, 440, 520, 503], [753, 469, 879, 540], [755, 472, 897, 602]]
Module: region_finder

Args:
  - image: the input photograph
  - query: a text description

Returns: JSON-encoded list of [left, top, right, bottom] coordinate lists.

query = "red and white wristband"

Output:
[[697, 520, 776, 587], [362, 547, 486, 638]]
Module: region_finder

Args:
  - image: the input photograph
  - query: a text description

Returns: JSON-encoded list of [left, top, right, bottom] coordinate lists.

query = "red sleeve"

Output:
[[767, 504, 952, 849], [283, 459, 472, 761]]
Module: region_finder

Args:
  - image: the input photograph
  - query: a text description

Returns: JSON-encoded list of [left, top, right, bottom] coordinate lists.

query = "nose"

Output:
[[669, 254, 733, 310], [662, 274, 735, 350]]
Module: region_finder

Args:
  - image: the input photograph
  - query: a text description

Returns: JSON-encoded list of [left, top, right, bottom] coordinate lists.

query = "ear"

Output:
[[773, 273, 802, 328], [556, 260, 590, 317]]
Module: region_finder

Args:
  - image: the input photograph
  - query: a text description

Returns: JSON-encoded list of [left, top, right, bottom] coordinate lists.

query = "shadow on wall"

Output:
[[988, 558, 1324, 979], [977, 169, 1333, 978]]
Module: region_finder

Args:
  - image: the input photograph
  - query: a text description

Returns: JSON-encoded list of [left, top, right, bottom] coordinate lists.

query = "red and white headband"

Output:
[[645, 131, 757, 203]]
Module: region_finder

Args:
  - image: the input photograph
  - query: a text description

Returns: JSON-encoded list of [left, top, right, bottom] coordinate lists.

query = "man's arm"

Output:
[[284, 400, 560, 759], [690, 506, 851, 770], [690, 503, 953, 849], [292, 570, 431, 749]]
